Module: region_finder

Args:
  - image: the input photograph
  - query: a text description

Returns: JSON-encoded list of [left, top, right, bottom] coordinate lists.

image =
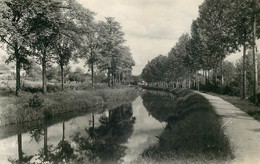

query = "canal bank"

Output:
[[138, 89, 234, 163], [0, 86, 139, 126]]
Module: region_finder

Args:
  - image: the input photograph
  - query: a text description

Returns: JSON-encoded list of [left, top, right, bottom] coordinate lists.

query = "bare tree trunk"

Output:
[[15, 57, 21, 97], [61, 64, 64, 91], [91, 62, 94, 90], [196, 71, 198, 90], [188, 77, 191, 89], [42, 50, 47, 94], [252, 14, 258, 103], [214, 66, 218, 86], [92, 113, 95, 130], [15, 43, 21, 96], [111, 74, 114, 88], [108, 68, 111, 87], [220, 59, 224, 86], [242, 41, 247, 99]]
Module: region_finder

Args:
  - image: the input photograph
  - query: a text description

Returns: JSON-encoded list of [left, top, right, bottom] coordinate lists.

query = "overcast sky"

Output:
[[1, 0, 259, 74], [76, 0, 205, 75]]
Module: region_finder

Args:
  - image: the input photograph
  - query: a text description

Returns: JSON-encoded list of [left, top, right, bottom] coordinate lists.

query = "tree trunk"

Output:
[[242, 42, 247, 99], [42, 50, 47, 94], [15, 57, 21, 97], [214, 66, 218, 85], [112, 74, 115, 88], [196, 71, 198, 90], [61, 64, 64, 91], [14, 43, 21, 97], [220, 59, 224, 86], [18, 133, 22, 162], [252, 14, 258, 104], [62, 121, 65, 141], [188, 77, 191, 89], [91, 62, 94, 90], [92, 113, 95, 130], [108, 68, 111, 87]]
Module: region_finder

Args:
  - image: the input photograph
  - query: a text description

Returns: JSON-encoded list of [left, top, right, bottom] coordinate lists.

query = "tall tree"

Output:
[[141, 55, 168, 84], [80, 22, 104, 89], [198, 0, 238, 86], [0, 0, 32, 96], [66, 0, 95, 88], [98, 17, 125, 87], [229, 0, 260, 99], [27, 0, 64, 94]]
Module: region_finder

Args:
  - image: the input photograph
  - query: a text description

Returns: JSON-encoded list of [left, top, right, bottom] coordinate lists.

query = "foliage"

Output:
[[141, 55, 168, 83], [28, 95, 44, 108], [68, 67, 86, 83], [141, 0, 260, 100]]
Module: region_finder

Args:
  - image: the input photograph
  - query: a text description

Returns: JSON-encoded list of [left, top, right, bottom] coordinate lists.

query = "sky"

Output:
[[1, 0, 259, 74]]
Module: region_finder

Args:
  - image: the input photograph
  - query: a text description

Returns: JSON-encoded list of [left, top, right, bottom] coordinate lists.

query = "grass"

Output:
[[205, 92, 260, 121], [140, 89, 234, 163], [0, 81, 139, 126]]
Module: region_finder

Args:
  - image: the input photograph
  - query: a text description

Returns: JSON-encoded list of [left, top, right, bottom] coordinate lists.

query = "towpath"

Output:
[[195, 91, 260, 164]]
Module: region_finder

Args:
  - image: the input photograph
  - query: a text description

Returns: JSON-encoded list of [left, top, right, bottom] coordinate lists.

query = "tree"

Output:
[[80, 22, 104, 89], [229, 0, 260, 99], [46, 66, 59, 81], [24, 59, 42, 81], [66, 0, 96, 88], [68, 67, 85, 83], [27, 0, 64, 94], [98, 17, 126, 87], [141, 55, 168, 84], [198, 0, 238, 86], [0, 0, 32, 96]]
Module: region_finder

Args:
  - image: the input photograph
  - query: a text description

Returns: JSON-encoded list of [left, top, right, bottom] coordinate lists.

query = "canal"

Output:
[[0, 90, 172, 163], [0, 90, 233, 163]]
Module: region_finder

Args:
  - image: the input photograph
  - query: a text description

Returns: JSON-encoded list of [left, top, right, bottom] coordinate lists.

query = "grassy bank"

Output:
[[139, 89, 234, 163], [205, 92, 260, 121], [0, 84, 139, 126]]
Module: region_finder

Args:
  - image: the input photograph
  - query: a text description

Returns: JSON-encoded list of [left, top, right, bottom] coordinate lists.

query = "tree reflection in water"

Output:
[[142, 90, 177, 122], [8, 133, 33, 164], [74, 104, 135, 163], [36, 122, 75, 163], [8, 104, 135, 163]]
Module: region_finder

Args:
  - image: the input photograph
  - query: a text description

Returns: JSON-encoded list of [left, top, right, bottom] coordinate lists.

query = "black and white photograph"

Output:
[[0, 0, 260, 163]]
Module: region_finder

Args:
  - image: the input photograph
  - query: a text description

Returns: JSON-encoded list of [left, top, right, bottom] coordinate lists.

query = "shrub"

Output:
[[47, 84, 61, 92], [28, 95, 44, 108], [43, 108, 52, 119]]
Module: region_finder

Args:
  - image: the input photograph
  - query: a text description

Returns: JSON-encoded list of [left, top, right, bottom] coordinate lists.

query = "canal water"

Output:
[[0, 91, 174, 163]]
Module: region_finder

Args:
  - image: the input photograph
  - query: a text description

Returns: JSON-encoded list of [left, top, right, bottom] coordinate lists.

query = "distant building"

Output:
[[0, 64, 26, 78]]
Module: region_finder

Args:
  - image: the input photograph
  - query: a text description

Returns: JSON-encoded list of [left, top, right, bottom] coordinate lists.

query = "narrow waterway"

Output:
[[0, 91, 172, 163]]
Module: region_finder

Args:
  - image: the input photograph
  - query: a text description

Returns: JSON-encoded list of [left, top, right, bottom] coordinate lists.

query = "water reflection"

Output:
[[142, 90, 177, 122], [0, 95, 167, 164], [73, 104, 135, 163]]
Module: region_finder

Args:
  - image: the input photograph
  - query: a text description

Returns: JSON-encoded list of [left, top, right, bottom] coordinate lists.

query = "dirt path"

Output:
[[195, 91, 260, 164]]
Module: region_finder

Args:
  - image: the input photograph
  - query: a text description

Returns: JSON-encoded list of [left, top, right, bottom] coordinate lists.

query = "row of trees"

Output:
[[0, 0, 134, 96], [141, 0, 260, 102]]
